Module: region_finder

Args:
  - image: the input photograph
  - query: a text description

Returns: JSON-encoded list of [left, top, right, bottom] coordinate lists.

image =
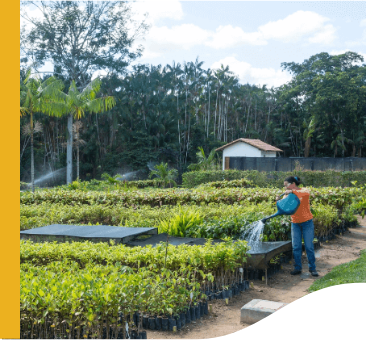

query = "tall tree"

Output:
[[21, 1, 148, 85], [21, 1, 147, 182], [20, 72, 64, 191], [42, 78, 116, 183]]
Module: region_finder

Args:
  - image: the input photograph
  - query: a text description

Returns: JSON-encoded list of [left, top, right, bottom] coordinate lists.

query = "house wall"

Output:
[[222, 142, 262, 170], [261, 151, 277, 158]]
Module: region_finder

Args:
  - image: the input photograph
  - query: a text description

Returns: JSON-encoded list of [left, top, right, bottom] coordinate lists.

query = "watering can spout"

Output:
[[261, 211, 282, 224], [261, 192, 301, 224]]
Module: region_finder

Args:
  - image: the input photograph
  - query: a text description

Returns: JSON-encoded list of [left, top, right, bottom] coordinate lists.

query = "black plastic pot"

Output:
[[161, 317, 169, 331], [131, 330, 138, 339], [203, 301, 209, 315], [190, 307, 196, 321], [200, 303, 204, 316], [142, 315, 149, 329], [156, 316, 162, 331], [195, 305, 200, 319], [186, 309, 191, 324], [180, 313, 186, 327], [149, 317, 156, 330], [133, 312, 139, 327], [168, 317, 176, 331], [245, 280, 249, 290], [139, 331, 147, 339], [176, 317, 182, 331]]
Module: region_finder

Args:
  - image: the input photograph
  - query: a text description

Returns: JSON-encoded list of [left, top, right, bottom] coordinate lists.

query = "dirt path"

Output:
[[148, 216, 366, 339]]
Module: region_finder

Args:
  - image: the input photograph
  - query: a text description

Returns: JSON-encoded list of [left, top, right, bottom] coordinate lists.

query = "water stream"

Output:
[[240, 220, 265, 252], [117, 171, 140, 181], [32, 167, 66, 186]]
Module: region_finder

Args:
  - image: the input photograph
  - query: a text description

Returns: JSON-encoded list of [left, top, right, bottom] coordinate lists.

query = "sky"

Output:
[[21, 1, 366, 88]]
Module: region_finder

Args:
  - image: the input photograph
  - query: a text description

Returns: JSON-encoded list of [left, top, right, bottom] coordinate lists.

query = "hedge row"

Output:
[[20, 186, 363, 211], [20, 199, 358, 241], [182, 170, 366, 188]]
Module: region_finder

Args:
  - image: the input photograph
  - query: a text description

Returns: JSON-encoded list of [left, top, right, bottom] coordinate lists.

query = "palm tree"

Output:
[[21, 121, 43, 163], [331, 133, 346, 158], [20, 72, 64, 192], [303, 117, 316, 157], [43, 78, 116, 184], [188, 147, 217, 171], [149, 162, 178, 188], [73, 121, 86, 180]]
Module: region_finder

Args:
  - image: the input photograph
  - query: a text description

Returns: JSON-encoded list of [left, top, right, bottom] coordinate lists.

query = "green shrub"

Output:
[[201, 178, 254, 188], [158, 206, 203, 237], [182, 170, 366, 188]]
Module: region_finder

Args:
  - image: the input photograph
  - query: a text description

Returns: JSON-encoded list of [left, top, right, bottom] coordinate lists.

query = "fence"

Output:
[[228, 157, 366, 172]]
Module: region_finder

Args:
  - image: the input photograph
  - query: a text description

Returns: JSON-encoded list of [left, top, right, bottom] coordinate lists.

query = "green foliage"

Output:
[[202, 178, 254, 188], [187, 147, 217, 171], [182, 170, 366, 188], [20, 186, 364, 240], [149, 162, 178, 188], [21, 50, 366, 183], [158, 206, 203, 237], [20, 239, 250, 274], [20, 261, 204, 338], [67, 180, 82, 190], [101, 173, 122, 185], [350, 182, 366, 218], [20, 185, 364, 213], [308, 250, 366, 292]]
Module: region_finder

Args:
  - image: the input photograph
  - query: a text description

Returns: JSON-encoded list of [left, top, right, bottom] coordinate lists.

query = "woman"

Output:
[[277, 176, 319, 277]]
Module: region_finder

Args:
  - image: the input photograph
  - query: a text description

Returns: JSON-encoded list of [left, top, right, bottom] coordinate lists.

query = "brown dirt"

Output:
[[148, 215, 366, 339]]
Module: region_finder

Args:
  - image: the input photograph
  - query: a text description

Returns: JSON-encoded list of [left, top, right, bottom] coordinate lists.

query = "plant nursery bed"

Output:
[[147, 215, 366, 339]]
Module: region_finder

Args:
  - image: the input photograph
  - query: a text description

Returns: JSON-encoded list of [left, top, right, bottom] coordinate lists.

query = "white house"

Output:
[[215, 138, 283, 170]]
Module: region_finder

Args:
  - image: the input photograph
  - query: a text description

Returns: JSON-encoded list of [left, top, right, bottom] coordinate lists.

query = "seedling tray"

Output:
[[20, 224, 157, 244]]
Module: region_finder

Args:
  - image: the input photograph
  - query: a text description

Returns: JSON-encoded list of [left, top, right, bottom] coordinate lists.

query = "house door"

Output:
[[225, 157, 230, 170]]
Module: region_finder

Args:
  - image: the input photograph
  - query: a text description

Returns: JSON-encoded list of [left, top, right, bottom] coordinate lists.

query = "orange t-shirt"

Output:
[[290, 188, 313, 223]]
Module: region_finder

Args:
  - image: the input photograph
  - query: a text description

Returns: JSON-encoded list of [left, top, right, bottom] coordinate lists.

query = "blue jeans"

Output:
[[291, 219, 316, 271]]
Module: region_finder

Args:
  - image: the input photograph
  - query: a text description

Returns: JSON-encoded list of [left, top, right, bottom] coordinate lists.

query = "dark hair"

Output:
[[285, 176, 301, 186]]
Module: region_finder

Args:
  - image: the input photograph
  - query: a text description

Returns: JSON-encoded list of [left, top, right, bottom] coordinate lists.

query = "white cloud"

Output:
[[211, 57, 292, 88], [138, 10, 337, 58], [345, 18, 366, 48], [205, 25, 267, 49], [308, 24, 336, 44], [129, 0, 183, 26], [147, 24, 210, 51], [259, 11, 336, 44]]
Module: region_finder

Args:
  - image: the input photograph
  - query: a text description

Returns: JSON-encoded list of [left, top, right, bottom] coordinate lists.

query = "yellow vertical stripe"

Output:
[[0, 1, 20, 338]]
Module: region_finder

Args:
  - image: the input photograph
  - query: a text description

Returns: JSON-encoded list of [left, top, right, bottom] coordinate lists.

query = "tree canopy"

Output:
[[19, 2, 366, 184]]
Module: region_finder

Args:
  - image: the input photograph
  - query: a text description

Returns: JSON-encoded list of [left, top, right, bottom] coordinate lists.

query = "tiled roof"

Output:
[[215, 139, 283, 152]]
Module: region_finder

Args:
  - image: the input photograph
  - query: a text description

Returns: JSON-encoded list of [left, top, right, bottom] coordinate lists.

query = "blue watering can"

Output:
[[261, 193, 301, 223]]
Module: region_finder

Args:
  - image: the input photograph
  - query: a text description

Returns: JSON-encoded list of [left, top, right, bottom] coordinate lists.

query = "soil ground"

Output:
[[148, 216, 366, 339]]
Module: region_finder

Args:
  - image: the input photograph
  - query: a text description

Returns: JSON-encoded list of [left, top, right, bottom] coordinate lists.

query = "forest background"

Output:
[[20, 1, 366, 184]]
